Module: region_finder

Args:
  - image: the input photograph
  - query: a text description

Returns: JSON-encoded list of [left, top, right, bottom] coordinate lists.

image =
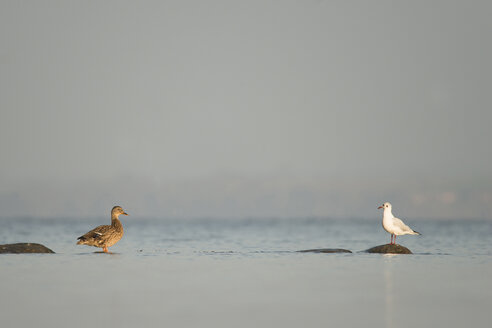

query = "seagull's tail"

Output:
[[412, 230, 421, 235]]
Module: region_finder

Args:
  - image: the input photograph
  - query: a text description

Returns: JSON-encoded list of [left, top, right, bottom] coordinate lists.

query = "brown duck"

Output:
[[77, 206, 128, 253]]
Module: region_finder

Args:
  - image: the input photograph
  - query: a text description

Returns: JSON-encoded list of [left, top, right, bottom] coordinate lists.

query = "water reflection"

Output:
[[384, 254, 397, 328]]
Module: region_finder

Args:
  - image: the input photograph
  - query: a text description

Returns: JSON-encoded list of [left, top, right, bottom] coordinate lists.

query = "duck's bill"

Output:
[[377, 206, 383, 209], [123, 212, 129, 216]]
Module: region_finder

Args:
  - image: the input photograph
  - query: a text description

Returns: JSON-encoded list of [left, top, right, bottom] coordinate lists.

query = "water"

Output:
[[1, 217, 491, 328]]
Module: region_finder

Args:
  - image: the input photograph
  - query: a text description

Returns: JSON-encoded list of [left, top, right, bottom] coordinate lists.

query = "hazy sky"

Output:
[[1, 1, 491, 219]]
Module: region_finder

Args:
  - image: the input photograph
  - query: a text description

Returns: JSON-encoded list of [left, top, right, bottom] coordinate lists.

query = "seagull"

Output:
[[378, 202, 420, 245]]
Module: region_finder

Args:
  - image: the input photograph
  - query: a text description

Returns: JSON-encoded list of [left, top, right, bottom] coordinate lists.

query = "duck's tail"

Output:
[[76, 236, 87, 245]]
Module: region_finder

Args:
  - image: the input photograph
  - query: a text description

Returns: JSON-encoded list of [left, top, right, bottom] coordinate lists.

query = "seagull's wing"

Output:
[[392, 217, 418, 234]]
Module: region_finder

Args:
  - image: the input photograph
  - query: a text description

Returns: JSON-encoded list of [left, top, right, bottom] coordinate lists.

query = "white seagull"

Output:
[[378, 202, 420, 245]]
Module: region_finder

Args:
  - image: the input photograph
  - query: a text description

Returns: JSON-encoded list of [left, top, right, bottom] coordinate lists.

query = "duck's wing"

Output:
[[77, 225, 112, 241], [393, 217, 420, 235]]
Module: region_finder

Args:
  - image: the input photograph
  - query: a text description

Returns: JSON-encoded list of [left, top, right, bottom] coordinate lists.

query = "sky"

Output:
[[0, 0, 491, 219]]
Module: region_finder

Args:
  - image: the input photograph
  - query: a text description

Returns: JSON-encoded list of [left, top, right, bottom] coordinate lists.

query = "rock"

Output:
[[0, 243, 55, 254], [365, 244, 412, 254], [298, 248, 352, 253]]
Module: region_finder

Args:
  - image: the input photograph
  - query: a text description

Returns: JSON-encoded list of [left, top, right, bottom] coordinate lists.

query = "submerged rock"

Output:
[[298, 248, 352, 254], [365, 244, 412, 254], [0, 243, 55, 254]]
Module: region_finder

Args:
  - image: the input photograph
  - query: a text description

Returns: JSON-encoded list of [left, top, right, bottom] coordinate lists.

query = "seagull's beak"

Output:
[[377, 206, 383, 209]]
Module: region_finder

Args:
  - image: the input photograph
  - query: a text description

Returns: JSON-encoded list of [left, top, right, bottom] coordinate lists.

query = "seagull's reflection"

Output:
[[384, 254, 397, 328]]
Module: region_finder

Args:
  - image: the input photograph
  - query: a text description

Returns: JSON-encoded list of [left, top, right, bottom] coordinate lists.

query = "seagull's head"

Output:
[[378, 202, 392, 210], [112, 206, 129, 217]]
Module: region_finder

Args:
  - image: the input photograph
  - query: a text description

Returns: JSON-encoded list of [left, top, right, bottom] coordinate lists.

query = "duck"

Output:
[[378, 202, 420, 244], [77, 206, 128, 253]]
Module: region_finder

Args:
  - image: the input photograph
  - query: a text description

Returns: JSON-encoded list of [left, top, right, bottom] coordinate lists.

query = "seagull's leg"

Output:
[[390, 235, 393, 244], [394, 235, 397, 245]]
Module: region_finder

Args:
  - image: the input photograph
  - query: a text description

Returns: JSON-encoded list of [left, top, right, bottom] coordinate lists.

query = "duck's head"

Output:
[[378, 202, 392, 210], [112, 206, 129, 217]]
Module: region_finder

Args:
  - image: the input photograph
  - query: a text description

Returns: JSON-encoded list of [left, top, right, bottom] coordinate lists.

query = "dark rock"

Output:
[[0, 243, 55, 254], [365, 244, 412, 254], [298, 248, 352, 254]]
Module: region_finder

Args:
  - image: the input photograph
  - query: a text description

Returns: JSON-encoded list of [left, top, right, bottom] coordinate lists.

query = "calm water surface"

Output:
[[1, 217, 491, 328]]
